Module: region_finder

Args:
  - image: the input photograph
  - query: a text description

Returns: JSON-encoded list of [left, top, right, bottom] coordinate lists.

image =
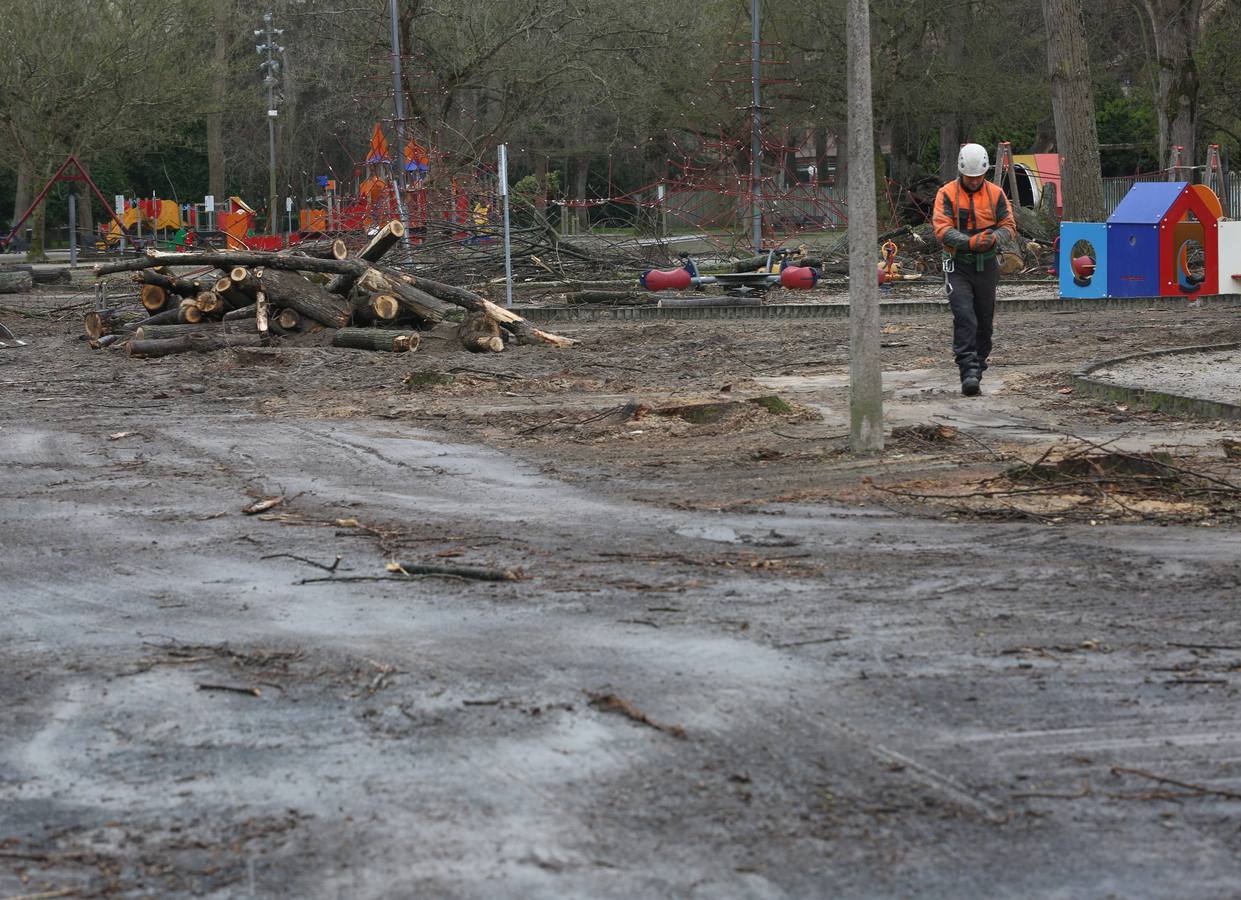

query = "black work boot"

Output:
[[961, 369, 981, 396]]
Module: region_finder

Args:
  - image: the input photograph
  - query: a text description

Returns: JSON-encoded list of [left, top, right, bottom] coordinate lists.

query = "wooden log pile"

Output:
[[89, 221, 574, 357]]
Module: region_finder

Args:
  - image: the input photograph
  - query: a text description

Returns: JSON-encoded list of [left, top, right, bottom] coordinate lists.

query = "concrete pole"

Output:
[[389, 0, 411, 245], [846, 0, 884, 453], [499, 144, 514, 308], [750, 0, 763, 252], [67, 185, 77, 266]]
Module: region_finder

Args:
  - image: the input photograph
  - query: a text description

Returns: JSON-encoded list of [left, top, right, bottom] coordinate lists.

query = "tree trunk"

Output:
[[533, 152, 550, 232], [11, 158, 31, 229], [1143, 0, 1203, 172], [938, 20, 965, 183], [75, 158, 94, 244], [258, 268, 351, 327], [1043, 0, 1106, 221], [207, 0, 229, 202], [26, 168, 48, 262], [331, 327, 421, 353], [573, 157, 590, 231]]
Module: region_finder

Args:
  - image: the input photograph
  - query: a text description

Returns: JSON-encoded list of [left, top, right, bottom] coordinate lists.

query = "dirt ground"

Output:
[[3, 277, 1241, 898]]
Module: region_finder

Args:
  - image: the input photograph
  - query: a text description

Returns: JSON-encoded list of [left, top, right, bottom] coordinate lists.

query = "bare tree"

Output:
[[1142, 0, 1203, 169], [1042, 0, 1105, 219]]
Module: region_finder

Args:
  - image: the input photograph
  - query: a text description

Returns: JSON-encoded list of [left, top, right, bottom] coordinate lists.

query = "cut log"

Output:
[[123, 307, 184, 331], [0, 270, 34, 293], [326, 221, 406, 295], [229, 267, 261, 298], [213, 276, 252, 310], [94, 250, 574, 348], [458, 312, 505, 353], [359, 221, 405, 262], [370, 293, 400, 321], [140, 283, 170, 313], [128, 335, 192, 358], [84, 309, 122, 339], [194, 291, 225, 316], [258, 269, 350, 327], [128, 331, 263, 359], [347, 288, 401, 323], [188, 332, 263, 353], [356, 268, 449, 324], [274, 308, 301, 331], [332, 327, 421, 353], [97, 251, 363, 278], [222, 302, 256, 321], [3, 264, 68, 284], [33, 267, 71, 284], [179, 299, 204, 324], [136, 268, 202, 297], [135, 320, 258, 340]]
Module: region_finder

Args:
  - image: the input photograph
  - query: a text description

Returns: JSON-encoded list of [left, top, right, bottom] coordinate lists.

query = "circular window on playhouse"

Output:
[[1070, 239, 1097, 287], [1175, 237, 1206, 294]]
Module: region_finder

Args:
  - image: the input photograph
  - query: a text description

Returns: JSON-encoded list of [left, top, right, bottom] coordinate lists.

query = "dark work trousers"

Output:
[[945, 255, 998, 379]]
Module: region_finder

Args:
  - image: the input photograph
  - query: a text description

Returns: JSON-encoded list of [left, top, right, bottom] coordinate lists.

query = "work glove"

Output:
[[941, 228, 971, 250], [967, 230, 997, 253]]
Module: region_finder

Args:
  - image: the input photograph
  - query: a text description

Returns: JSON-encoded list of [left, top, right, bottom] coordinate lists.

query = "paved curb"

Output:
[[516, 294, 1241, 323], [1072, 342, 1241, 422]]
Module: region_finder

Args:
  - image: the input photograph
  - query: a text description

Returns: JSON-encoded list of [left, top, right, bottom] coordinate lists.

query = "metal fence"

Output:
[[1103, 171, 1241, 216]]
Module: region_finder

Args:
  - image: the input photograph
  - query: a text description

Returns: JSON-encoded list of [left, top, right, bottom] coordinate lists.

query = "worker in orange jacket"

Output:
[[932, 143, 1017, 396]]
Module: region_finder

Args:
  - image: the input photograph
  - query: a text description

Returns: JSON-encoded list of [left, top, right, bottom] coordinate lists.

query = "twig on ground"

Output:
[[198, 683, 262, 697], [1110, 765, 1241, 800], [261, 552, 342, 572]]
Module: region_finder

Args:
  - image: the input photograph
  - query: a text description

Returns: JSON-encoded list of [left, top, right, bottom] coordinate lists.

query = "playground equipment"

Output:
[[1058, 180, 1238, 300], [641, 250, 820, 294]]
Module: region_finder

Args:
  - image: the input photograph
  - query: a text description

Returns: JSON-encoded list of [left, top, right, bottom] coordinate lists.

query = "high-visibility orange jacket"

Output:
[[933, 178, 1017, 259]]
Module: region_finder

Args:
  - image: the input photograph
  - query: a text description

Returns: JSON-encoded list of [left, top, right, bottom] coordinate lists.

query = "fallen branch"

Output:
[[586, 690, 687, 739]]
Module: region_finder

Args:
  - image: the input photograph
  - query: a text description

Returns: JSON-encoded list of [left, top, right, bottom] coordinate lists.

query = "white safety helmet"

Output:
[[958, 143, 990, 177]]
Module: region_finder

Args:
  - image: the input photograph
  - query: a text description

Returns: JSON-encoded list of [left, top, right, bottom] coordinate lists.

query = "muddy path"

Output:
[[2, 294, 1241, 897]]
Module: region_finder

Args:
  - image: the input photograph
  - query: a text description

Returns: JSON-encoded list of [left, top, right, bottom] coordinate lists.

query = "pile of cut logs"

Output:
[[88, 221, 573, 358]]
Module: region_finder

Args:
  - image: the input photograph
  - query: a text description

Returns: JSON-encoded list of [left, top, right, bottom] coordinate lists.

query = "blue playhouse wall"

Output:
[[1106, 222, 1162, 297], [1058, 222, 1108, 299]]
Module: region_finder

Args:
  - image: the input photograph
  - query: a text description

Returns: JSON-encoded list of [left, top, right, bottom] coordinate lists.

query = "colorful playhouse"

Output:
[[1059, 181, 1237, 299]]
